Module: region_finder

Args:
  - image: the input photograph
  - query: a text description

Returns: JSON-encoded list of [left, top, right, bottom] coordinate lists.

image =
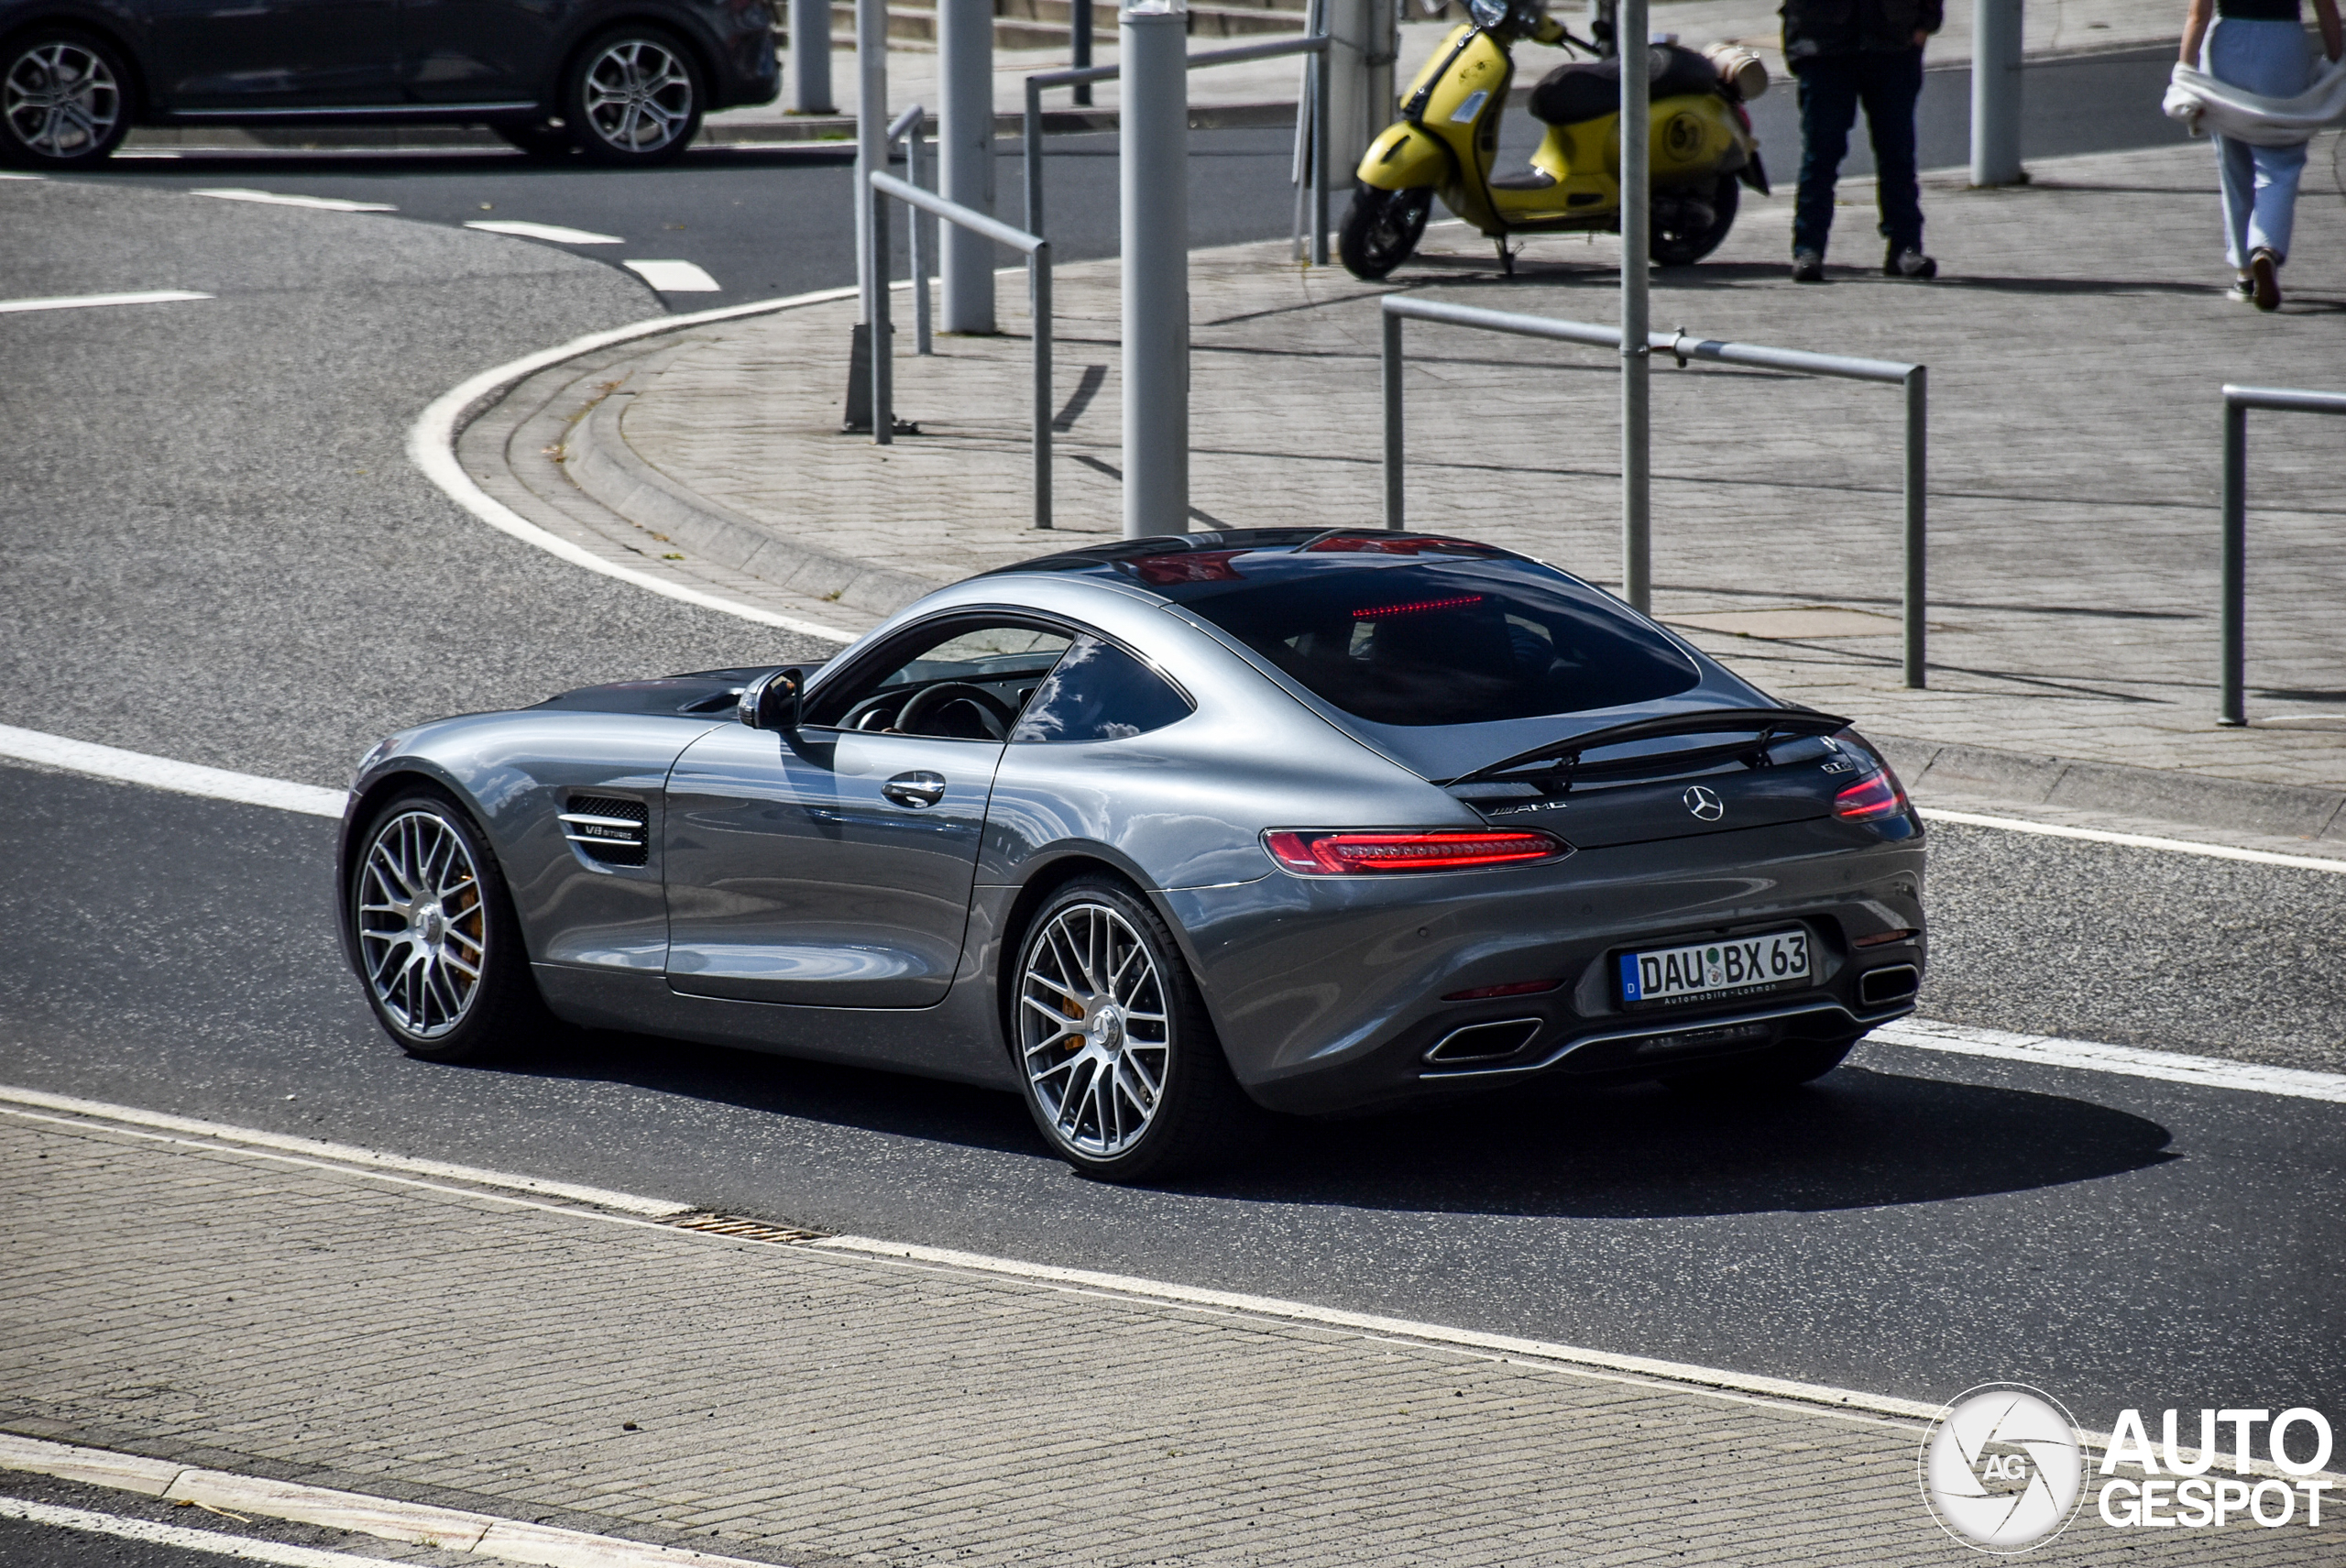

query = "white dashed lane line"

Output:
[[0, 290, 213, 314], [622, 258, 721, 291], [188, 188, 397, 213], [466, 219, 625, 244]]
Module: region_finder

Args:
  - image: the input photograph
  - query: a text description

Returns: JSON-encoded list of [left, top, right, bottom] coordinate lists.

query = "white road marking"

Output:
[[0, 1496, 394, 1567], [0, 170, 47, 179], [0, 1441, 784, 1568], [1869, 1018, 2346, 1102], [189, 188, 396, 213], [1917, 805, 2346, 872], [466, 219, 625, 244], [622, 258, 721, 291], [0, 1084, 693, 1216], [407, 286, 861, 641], [0, 723, 345, 817], [0, 289, 212, 314]]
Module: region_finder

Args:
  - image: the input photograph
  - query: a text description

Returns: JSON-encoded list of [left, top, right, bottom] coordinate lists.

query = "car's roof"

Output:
[[980, 529, 1526, 592]]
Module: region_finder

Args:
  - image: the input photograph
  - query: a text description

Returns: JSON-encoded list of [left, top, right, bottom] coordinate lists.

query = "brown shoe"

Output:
[[2249, 248, 2282, 313]]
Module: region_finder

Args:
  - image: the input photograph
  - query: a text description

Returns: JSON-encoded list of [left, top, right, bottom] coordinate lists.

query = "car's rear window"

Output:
[[1149, 547, 1699, 727]]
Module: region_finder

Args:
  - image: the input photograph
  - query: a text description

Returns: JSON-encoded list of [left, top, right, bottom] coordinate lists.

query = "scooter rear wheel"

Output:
[[1651, 173, 1740, 268], [1339, 185, 1433, 281]]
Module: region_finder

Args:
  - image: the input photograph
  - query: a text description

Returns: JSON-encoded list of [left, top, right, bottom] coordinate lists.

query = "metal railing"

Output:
[[863, 161, 1056, 530], [1379, 296, 1931, 688], [885, 105, 935, 356], [1022, 28, 1332, 265], [2220, 383, 2346, 727]]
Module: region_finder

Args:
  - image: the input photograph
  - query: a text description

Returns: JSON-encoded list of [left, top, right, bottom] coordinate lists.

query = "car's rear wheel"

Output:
[[1650, 172, 1741, 268], [0, 29, 131, 170], [350, 789, 551, 1064], [1660, 1032, 1859, 1095], [1012, 877, 1257, 1182], [564, 28, 702, 166]]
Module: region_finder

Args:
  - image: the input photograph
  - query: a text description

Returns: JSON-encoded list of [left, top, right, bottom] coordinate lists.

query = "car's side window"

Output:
[[1010, 635, 1193, 743], [805, 620, 1074, 741]]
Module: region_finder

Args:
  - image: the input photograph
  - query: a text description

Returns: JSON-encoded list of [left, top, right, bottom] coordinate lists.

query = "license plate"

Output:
[[1619, 928, 1810, 1008]]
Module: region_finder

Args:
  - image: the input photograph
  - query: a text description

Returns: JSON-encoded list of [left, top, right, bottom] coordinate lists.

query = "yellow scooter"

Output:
[[1340, 0, 1770, 280]]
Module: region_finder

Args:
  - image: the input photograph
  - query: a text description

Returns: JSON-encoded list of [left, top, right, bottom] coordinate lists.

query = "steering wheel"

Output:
[[841, 694, 901, 731], [894, 681, 1018, 740]]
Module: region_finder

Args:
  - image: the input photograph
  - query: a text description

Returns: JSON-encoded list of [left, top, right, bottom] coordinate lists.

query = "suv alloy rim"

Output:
[[356, 809, 488, 1040], [580, 39, 693, 154], [1020, 902, 1172, 1158], [5, 42, 119, 159]]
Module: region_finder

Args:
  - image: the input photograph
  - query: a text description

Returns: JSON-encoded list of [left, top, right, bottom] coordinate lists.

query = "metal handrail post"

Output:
[[1310, 20, 1330, 265], [1379, 297, 1928, 680], [1902, 367, 1927, 689], [2220, 393, 2248, 727], [868, 170, 1055, 528], [1381, 307, 1404, 529], [887, 104, 933, 356], [1074, 0, 1095, 104], [1025, 77, 1046, 235], [870, 174, 893, 444]]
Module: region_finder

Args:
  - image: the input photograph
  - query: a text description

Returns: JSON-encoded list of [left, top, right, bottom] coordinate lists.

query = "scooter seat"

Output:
[[1529, 45, 1719, 126]]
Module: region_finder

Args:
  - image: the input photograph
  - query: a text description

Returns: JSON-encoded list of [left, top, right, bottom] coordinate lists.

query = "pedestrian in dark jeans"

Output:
[[1782, 0, 1943, 281]]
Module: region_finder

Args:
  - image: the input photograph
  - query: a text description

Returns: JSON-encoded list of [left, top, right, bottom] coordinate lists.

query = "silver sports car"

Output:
[[340, 530, 1926, 1180]]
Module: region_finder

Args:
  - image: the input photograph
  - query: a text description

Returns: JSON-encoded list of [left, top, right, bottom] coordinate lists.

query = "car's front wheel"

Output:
[[1012, 877, 1257, 1182], [349, 789, 552, 1063], [564, 29, 703, 166], [0, 29, 131, 170]]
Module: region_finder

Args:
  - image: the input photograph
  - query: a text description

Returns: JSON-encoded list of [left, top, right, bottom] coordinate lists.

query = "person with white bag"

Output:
[[2170, 0, 2345, 310]]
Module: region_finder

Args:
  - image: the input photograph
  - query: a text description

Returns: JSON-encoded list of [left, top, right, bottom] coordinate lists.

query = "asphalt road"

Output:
[[2, 63, 2339, 1563]]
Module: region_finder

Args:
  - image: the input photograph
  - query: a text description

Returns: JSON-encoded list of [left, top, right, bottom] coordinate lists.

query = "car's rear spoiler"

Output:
[[1441, 707, 1853, 794]]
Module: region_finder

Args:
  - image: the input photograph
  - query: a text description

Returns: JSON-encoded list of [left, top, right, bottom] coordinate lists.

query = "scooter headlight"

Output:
[[1466, 0, 1509, 28]]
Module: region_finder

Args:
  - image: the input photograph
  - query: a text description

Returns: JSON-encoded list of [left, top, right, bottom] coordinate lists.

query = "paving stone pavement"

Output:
[[501, 138, 2346, 800], [2, 1109, 2333, 1566]]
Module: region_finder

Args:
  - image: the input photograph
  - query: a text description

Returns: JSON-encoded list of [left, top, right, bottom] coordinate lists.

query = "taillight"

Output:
[[1263, 828, 1570, 875], [1833, 769, 1909, 823]]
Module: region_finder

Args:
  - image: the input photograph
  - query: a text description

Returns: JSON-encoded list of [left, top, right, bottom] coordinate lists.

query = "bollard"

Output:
[[1121, 0, 1189, 538], [787, 0, 835, 113], [1970, 0, 2023, 186], [938, 0, 996, 333]]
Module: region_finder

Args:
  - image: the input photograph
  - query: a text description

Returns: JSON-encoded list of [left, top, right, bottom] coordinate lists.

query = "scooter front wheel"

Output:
[[1339, 185, 1433, 281]]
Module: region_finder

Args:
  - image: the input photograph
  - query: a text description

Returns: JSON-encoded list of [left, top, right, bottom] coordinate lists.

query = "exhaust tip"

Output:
[[1425, 1017, 1543, 1066], [1858, 964, 1921, 1006]]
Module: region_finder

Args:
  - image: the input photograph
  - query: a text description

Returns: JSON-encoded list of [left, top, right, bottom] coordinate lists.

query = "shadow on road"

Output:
[[502, 1032, 2174, 1219]]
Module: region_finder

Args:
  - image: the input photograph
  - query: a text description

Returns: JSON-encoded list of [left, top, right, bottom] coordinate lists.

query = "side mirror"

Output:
[[738, 667, 803, 731]]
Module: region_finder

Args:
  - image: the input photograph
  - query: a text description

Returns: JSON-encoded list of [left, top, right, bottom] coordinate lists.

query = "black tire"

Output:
[[563, 27, 703, 166], [347, 788, 554, 1065], [1650, 172, 1740, 268], [493, 118, 578, 159], [1660, 1032, 1859, 1096], [0, 28, 132, 170], [1339, 184, 1433, 281], [1008, 876, 1261, 1182]]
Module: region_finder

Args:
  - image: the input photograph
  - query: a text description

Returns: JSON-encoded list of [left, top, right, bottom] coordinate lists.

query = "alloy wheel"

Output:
[[579, 39, 694, 155], [1019, 901, 1173, 1159], [356, 809, 488, 1041], [4, 41, 120, 160]]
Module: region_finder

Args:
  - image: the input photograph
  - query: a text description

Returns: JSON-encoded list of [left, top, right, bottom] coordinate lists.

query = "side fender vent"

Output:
[[561, 795, 649, 867]]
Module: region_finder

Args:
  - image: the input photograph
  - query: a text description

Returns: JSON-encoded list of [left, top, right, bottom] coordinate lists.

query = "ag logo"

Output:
[[1682, 784, 1724, 821], [1920, 1385, 2087, 1553]]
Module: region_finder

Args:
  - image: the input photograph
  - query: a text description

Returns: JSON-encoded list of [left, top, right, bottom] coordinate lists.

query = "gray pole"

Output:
[[2220, 395, 2247, 727], [1902, 367, 1927, 689], [938, 0, 996, 333], [1617, 0, 1650, 612], [856, 0, 891, 443], [1074, 0, 1095, 105], [1969, 0, 2023, 186], [1382, 308, 1404, 530], [787, 0, 835, 113], [1121, 0, 1189, 538]]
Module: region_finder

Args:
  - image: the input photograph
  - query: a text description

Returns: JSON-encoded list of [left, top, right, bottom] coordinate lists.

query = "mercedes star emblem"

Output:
[[1683, 784, 1725, 821]]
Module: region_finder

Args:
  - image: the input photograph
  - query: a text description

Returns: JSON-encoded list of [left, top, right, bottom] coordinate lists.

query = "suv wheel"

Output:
[[1, 30, 131, 169], [564, 29, 702, 166]]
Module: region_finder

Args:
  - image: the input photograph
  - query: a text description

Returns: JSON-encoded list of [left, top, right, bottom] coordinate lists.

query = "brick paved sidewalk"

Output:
[[469, 138, 2346, 820], [1, 1108, 2328, 1566]]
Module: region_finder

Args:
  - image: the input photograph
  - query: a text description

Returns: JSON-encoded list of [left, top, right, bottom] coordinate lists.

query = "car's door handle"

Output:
[[881, 771, 947, 809]]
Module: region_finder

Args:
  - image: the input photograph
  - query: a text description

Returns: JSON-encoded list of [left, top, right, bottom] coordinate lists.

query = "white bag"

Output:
[[2164, 53, 2346, 146]]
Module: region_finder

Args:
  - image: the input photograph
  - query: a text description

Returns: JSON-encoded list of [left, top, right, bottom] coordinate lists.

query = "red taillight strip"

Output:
[[1351, 594, 1485, 620], [1833, 770, 1910, 822], [1264, 828, 1570, 875]]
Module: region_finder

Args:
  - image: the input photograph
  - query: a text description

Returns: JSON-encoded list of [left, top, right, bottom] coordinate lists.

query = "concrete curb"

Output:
[[1878, 736, 2346, 845], [0, 1434, 785, 1568], [558, 345, 937, 620]]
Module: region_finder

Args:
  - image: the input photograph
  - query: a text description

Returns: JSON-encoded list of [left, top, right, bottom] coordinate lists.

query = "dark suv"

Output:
[[0, 0, 779, 168]]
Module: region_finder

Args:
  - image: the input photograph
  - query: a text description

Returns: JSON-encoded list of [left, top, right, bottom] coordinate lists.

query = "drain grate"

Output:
[[662, 1212, 828, 1245]]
